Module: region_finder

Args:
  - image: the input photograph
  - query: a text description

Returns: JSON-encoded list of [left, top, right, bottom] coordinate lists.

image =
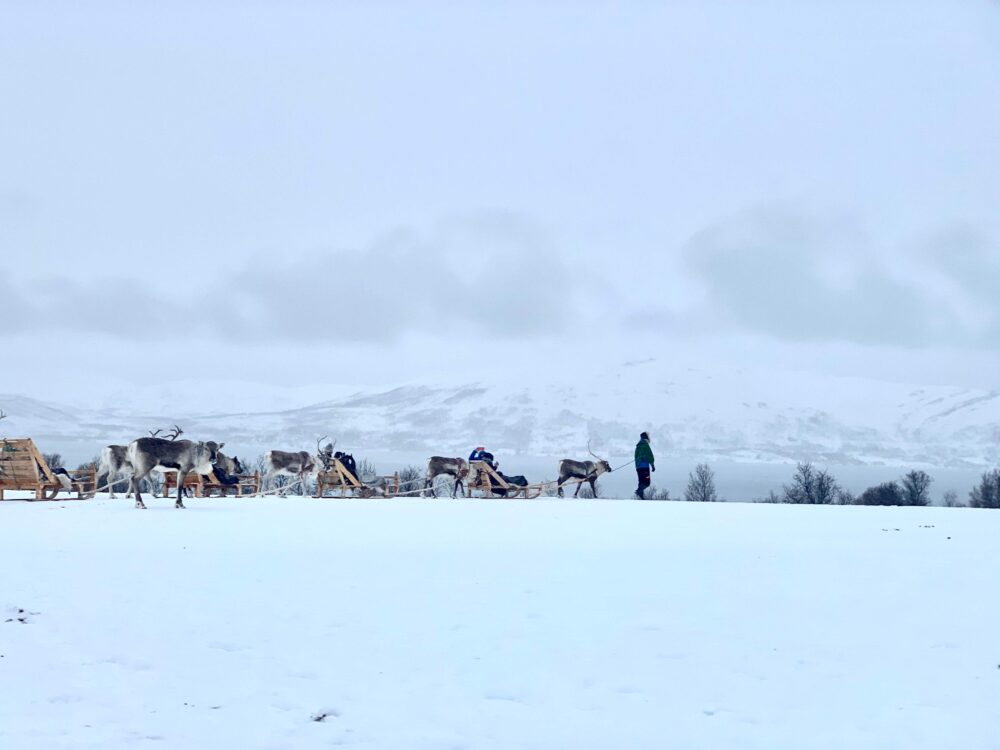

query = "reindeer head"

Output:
[[588, 440, 612, 475], [316, 437, 335, 470], [203, 441, 224, 466], [218, 453, 244, 475]]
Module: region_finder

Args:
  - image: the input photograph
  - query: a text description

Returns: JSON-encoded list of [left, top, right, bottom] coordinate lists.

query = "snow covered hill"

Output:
[[1, 360, 997, 470], [2, 498, 997, 749]]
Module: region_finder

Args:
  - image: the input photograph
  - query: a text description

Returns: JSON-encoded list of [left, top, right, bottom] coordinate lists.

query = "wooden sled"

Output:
[[163, 470, 261, 498], [0, 438, 97, 500], [466, 460, 543, 499], [315, 458, 400, 498]]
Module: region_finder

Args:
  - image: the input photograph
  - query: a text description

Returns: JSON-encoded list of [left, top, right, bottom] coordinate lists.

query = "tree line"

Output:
[[639, 461, 1000, 507]]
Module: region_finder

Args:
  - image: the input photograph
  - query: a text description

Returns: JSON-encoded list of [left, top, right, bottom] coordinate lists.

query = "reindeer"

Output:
[[263, 438, 334, 496], [216, 452, 244, 478], [98, 445, 133, 498], [126, 436, 224, 509], [99, 427, 186, 498], [424, 456, 469, 498], [557, 442, 613, 498]]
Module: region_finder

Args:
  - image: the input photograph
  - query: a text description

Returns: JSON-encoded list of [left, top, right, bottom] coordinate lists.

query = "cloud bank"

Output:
[[2, 214, 585, 345], [672, 208, 1000, 349]]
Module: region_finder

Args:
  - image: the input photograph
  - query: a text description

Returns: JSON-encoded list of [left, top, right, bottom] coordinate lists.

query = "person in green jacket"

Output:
[[634, 431, 655, 499]]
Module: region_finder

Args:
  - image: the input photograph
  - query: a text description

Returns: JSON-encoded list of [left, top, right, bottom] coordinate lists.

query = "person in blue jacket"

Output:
[[634, 431, 655, 499]]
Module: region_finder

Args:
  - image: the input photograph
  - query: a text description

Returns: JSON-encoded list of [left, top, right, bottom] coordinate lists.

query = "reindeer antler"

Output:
[[587, 439, 601, 460], [0, 409, 6, 421], [316, 436, 333, 454], [148, 428, 162, 438], [165, 425, 184, 441]]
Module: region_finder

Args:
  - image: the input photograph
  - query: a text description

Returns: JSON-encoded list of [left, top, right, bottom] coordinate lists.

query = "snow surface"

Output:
[[2, 497, 998, 749]]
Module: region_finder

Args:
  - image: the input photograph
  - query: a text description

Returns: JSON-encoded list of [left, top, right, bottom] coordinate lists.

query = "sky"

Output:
[[1, 0, 999, 404]]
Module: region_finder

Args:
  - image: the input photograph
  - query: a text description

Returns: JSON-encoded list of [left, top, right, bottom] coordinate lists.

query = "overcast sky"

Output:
[[2, 1, 999, 403]]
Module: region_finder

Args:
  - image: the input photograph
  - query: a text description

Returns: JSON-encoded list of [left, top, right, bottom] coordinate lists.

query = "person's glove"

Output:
[[652, 466, 656, 472]]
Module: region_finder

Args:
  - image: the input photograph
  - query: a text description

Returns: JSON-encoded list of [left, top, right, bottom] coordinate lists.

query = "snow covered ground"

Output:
[[2, 496, 997, 749]]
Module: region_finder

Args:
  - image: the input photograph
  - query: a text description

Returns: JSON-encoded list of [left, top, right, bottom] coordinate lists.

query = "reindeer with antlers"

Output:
[[98, 426, 186, 498], [556, 441, 613, 498], [126, 425, 225, 509], [262, 437, 335, 496]]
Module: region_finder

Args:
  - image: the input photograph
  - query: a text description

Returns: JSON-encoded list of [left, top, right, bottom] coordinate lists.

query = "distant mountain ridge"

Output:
[[1, 361, 998, 468]]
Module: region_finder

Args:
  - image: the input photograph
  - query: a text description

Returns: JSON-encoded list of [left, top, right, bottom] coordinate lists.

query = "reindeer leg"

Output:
[[176, 470, 187, 508], [589, 477, 598, 498], [131, 472, 147, 509]]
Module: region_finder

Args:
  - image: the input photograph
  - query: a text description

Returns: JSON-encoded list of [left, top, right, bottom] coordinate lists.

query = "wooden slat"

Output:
[[0, 439, 45, 492]]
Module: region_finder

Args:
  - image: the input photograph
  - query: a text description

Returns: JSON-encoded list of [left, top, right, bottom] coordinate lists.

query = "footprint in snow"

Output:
[[208, 641, 248, 653], [484, 690, 523, 703], [4, 607, 38, 624], [311, 709, 341, 722]]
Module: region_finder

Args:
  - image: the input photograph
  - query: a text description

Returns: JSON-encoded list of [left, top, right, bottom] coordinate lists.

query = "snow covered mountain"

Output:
[[1, 360, 997, 469]]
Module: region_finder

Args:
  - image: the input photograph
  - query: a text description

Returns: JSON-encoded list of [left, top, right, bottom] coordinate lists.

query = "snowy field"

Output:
[[2, 497, 998, 750]]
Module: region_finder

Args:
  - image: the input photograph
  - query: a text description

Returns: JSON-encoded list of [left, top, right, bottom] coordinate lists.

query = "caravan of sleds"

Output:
[[0, 420, 617, 508]]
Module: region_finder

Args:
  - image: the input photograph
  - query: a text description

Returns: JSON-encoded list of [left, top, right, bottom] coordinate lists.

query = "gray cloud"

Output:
[[213, 213, 581, 344], [670, 208, 1000, 349], [0, 213, 583, 345]]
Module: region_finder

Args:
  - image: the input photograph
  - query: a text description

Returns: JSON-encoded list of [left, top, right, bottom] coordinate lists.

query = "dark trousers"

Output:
[[636, 466, 651, 499]]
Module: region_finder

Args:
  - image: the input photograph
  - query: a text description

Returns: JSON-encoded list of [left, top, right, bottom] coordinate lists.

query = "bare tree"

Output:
[[42, 453, 64, 469], [782, 462, 839, 504], [942, 489, 964, 508], [969, 469, 1000, 509], [754, 490, 783, 504], [77, 455, 100, 472], [900, 470, 932, 506], [358, 458, 377, 482], [398, 465, 423, 495], [643, 486, 671, 501], [685, 463, 718, 502], [836, 489, 857, 505], [858, 482, 904, 506]]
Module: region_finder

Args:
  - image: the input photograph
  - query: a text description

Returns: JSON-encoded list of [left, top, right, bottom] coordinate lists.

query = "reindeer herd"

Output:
[[96, 427, 617, 509]]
